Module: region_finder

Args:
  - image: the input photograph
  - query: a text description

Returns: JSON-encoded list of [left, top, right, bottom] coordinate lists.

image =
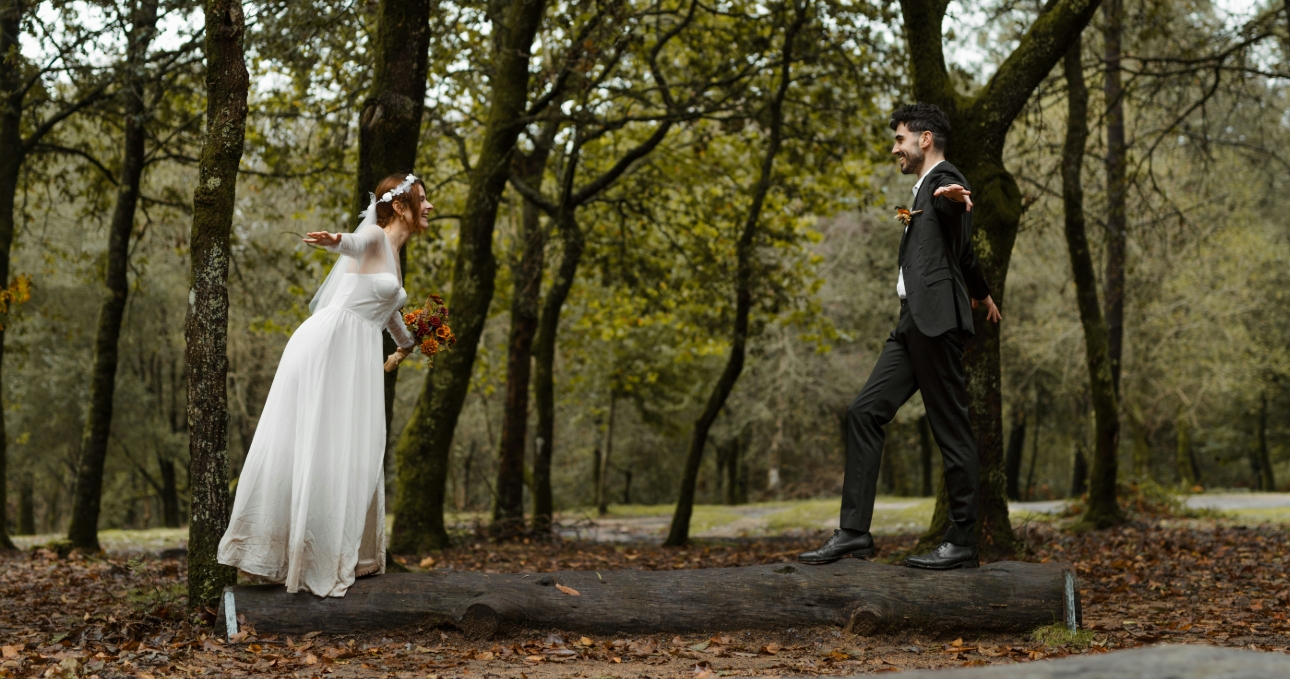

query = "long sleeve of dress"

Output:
[[386, 311, 415, 349], [324, 226, 384, 259]]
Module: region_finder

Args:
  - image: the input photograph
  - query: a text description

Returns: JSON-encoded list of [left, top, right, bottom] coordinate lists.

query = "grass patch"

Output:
[[1031, 623, 1098, 649], [764, 498, 838, 533]]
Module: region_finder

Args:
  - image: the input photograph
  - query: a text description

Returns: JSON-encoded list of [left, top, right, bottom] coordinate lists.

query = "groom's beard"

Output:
[[898, 147, 924, 175]]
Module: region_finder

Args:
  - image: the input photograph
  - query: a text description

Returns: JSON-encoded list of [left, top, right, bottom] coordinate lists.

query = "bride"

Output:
[[218, 173, 432, 597]]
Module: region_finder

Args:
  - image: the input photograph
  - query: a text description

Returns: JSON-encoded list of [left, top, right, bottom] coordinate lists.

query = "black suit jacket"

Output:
[[899, 161, 991, 338]]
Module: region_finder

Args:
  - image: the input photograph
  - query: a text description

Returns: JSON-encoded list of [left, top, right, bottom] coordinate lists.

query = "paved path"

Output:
[[1012, 492, 1290, 515]]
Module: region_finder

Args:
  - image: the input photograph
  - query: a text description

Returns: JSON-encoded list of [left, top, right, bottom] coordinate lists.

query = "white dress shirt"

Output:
[[897, 160, 945, 299]]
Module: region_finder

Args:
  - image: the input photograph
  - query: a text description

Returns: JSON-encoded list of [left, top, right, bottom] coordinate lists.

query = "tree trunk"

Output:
[[0, 0, 26, 552], [1061, 40, 1124, 529], [901, 0, 1101, 560], [1103, 0, 1126, 394], [216, 560, 1081, 639], [595, 393, 616, 516], [17, 474, 34, 535], [918, 414, 934, 497], [1257, 392, 1275, 491], [352, 0, 432, 444], [1024, 390, 1044, 500], [67, 0, 161, 552], [1175, 416, 1195, 488], [185, 0, 249, 610], [390, 0, 547, 554], [497, 121, 558, 534], [1004, 409, 1026, 500], [531, 210, 584, 526], [664, 6, 803, 547], [1071, 444, 1088, 496], [158, 453, 181, 528]]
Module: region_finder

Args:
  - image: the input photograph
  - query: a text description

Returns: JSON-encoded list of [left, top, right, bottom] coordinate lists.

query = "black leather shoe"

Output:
[[903, 542, 979, 570], [798, 529, 876, 564]]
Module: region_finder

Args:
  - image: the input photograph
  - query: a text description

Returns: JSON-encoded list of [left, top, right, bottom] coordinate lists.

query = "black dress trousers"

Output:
[[839, 300, 980, 546]]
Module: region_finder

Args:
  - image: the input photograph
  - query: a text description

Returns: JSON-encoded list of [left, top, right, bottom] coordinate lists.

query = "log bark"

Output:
[[67, 0, 161, 553], [185, 0, 250, 610], [216, 560, 1079, 639]]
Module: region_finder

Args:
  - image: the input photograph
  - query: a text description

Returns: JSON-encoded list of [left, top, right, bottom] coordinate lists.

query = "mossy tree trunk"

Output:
[[664, 3, 804, 547], [67, 0, 161, 553], [1062, 40, 1123, 529], [495, 116, 560, 536], [902, 0, 1103, 558], [351, 0, 432, 443], [185, 0, 249, 610], [390, 0, 549, 554]]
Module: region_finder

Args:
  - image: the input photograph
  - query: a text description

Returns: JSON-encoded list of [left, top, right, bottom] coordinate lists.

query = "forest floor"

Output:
[[2, 497, 1289, 678]]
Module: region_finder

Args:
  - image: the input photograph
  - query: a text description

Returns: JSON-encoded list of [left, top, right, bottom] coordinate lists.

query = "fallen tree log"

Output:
[[216, 559, 1079, 639], [892, 645, 1290, 678]]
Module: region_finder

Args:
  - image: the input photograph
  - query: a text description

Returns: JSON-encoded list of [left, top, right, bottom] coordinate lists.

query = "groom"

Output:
[[800, 103, 1001, 570]]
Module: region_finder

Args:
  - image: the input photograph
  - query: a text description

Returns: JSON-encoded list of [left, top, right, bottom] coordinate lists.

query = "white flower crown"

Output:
[[368, 173, 419, 209]]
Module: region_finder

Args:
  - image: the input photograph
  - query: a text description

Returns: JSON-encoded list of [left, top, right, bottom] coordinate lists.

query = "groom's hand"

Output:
[[933, 184, 973, 212], [971, 295, 1002, 323]]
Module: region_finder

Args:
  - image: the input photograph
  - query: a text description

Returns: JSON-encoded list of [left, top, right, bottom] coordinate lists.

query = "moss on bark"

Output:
[[390, 0, 548, 555], [185, 0, 249, 610], [901, 0, 1103, 557]]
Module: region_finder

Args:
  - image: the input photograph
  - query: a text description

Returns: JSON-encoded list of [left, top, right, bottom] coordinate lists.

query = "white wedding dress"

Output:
[[217, 213, 414, 597]]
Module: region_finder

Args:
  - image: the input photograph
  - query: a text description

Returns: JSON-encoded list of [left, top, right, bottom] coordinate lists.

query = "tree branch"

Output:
[[971, 0, 1102, 141]]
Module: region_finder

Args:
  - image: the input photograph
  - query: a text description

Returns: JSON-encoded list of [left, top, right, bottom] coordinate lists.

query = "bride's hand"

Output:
[[384, 346, 413, 372], [304, 231, 341, 247]]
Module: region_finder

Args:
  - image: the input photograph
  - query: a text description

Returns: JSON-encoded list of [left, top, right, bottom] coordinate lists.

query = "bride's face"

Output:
[[399, 184, 434, 233]]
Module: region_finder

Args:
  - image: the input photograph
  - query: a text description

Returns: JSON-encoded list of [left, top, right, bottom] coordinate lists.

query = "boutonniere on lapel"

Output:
[[894, 205, 923, 226]]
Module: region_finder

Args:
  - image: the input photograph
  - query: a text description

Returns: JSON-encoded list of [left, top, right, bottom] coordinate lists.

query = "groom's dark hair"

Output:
[[890, 103, 950, 151]]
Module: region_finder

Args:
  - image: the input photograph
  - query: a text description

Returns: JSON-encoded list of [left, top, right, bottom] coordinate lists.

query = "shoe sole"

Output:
[[903, 559, 979, 570], [798, 547, 877, 565]]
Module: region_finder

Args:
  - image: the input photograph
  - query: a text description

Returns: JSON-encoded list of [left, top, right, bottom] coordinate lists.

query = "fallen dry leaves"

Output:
[[0, 519, 1287, 678]]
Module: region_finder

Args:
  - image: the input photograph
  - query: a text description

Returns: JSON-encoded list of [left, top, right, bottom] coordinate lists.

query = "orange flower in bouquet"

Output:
[[402, 294, 456, 367]]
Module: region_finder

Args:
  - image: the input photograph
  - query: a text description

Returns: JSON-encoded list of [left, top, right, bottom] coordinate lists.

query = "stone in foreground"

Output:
[[888, 645, 1290, 678]]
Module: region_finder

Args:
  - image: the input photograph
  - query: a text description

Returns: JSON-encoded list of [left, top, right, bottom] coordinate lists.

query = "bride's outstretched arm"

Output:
[[304, 225, 383, 258]]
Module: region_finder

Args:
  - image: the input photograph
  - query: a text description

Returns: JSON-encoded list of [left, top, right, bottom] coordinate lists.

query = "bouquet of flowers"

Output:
[[403, 294, 456, 367]]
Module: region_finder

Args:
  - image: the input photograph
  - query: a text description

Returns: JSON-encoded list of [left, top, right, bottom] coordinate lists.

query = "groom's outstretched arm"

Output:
[[930, 173, 991, 301]]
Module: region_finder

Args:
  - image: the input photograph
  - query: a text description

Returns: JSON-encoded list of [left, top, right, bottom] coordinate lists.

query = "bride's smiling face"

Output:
[[396, 184, 434, 232]]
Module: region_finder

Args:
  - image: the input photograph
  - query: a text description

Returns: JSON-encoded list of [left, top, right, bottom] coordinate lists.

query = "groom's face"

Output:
[[891, 123, 929, 176]]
